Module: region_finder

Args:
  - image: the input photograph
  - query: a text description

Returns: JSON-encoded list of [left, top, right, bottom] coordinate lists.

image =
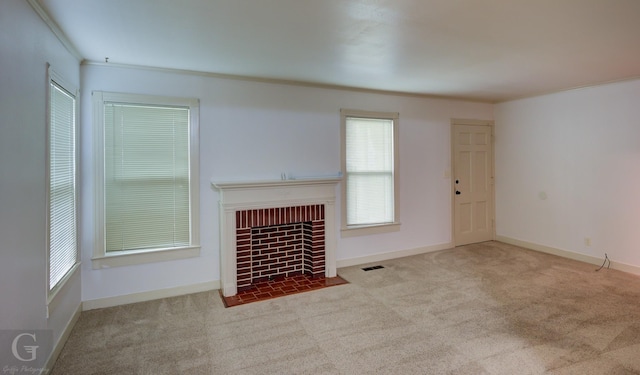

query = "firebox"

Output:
[[235, 205, 325, 290]]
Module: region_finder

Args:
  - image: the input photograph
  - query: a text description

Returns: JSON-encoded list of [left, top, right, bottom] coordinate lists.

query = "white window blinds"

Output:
[[345, 116, 395, 226], [48, 79, 77, 292], [104, 103, 191, 252]]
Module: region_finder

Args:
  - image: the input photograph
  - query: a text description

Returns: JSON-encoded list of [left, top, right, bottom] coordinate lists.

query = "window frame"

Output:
[[46, 65, 80, 304], [92, 91, 200, 269], [340, 108, 400, 237]]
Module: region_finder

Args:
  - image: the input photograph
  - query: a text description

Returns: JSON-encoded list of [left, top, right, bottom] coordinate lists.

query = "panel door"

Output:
[[453, 124, 494, 246]]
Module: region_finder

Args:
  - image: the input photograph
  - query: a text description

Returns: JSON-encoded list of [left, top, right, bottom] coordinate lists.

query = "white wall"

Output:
[[495, 79, 640, 271], [80, 64, 493, 302], [0, 0, 81, 361]]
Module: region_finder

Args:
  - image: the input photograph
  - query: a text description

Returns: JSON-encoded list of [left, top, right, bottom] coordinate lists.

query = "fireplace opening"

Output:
[[250, 222, 304, 283], [235, 205, 325, 291]]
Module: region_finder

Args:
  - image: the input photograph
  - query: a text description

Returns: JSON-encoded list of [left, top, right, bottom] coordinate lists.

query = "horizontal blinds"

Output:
[[345, 117, 394, 225], [104, 103, 190, 252], [49, 81, 77, 291]]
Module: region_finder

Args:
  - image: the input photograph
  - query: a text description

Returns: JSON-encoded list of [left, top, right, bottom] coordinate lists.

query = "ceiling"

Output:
[[37, 0, 640, 102]]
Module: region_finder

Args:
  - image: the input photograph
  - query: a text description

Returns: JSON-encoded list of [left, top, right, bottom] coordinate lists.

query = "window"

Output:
[[92, 92, 200, 268], [47, 67, 79, 296], [341, 109, 399, 236]]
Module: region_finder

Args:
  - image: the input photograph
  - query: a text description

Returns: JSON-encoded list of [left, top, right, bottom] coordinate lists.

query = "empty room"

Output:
[[1, 0, 640, 373]]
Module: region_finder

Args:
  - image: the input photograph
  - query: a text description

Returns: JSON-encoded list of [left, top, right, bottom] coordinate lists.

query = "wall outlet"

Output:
[[584, 237, 591, 246]]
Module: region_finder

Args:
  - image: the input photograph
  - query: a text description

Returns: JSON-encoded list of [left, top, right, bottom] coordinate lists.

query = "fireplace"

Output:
[[212, 178, 340, 297]]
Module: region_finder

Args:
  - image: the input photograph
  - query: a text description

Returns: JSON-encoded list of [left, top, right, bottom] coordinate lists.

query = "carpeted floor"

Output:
[[51, 241, 640, 374]]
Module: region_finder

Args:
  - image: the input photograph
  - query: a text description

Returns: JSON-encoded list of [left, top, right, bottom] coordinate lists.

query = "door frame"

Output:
[[450, 118, 496, 246]]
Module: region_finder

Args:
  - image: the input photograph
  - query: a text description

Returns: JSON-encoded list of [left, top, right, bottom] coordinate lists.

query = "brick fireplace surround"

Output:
[[212, 178, 341, 297], [236, 205, 325, 291]]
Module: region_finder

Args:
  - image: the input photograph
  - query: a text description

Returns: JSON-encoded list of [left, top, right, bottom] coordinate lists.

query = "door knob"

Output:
[[456, 191, 461, 195]]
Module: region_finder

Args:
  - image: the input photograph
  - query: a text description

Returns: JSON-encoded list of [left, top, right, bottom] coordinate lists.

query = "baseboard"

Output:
[[337, 242, 454, 268], [45, 302, 81, 372], [82, 280, 220, 311], [496, 235, 640, 276]]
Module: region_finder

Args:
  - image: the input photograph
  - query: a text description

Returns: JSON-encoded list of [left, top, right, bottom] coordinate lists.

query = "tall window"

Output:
[[47, 68, 78, 295], [341, 109, 399, 234], [93, 92, 200, 268]]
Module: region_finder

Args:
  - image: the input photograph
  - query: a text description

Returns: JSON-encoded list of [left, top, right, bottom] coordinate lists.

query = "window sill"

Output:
[[47, 262, 80, 318], [92, 246, 200, 269], [340, 222, 401, 237]]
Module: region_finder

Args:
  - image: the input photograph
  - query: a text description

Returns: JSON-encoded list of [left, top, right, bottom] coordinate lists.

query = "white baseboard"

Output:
[[82, 280, 220, 311], [45, 302, 81, 372], [337, 242, 454, 268], [496, 235, 640, 276]]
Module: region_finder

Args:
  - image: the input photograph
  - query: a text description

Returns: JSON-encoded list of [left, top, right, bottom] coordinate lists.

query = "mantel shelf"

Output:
[[211, 177, 341, 191]]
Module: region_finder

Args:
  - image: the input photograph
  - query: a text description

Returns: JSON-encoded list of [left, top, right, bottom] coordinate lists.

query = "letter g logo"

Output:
[[11, 333, 39, 362]]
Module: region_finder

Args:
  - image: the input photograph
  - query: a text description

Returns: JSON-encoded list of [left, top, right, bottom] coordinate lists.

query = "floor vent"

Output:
[[362, 265, 385, 271]]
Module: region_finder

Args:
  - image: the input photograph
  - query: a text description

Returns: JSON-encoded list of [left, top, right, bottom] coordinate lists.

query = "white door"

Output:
[[453, 123, 494, 246]]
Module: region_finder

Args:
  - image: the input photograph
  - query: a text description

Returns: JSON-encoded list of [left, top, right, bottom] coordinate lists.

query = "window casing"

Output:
[[340, 109, 400, 236], [47, 67, 79, 298], [92, 92, 200, 268]]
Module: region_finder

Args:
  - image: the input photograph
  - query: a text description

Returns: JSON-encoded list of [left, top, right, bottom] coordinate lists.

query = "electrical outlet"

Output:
[[584, 238, 591, 246]]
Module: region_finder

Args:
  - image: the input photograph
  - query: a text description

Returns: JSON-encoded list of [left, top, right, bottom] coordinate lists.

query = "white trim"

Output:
[[82, 61, 640, 104], [92, 91, 200, 267], [212, 178, 342, 190], [336, 242, 453, 268], [92, 91, 106, 265], [82, 61, 495, 104], [340, 109, 400, 234], [450, 118, 494, 127], [91, 246, 200, 269], [82, 280, 220, 311], [340, 222, 401, 237], [44, 302, 81, 373], [47, 263, 80, 313], [496, 236, 640, 276], [46, 64, 80, 298], [498, 75, 640, 103], [26, 0, 83, 61]]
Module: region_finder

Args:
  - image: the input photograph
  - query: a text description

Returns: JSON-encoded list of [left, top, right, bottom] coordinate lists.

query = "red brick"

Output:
[[237, 245, 251, 253], [252, 244, 269, 252], [238, 211, 245, 228], [252, 234, 269, 242]]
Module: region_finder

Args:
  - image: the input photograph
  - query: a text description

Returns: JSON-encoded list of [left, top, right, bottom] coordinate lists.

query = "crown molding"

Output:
[[81, 60, 496, 104], [498, 75, 640, 104], [26, 0, 83, 62]]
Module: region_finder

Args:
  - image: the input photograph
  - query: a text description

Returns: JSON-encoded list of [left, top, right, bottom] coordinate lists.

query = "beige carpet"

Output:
[[51, 241, 640, 374]]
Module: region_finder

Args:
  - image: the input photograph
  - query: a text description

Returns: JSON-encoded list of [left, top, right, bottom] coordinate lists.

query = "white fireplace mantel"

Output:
[[211, 178, 341, 296]]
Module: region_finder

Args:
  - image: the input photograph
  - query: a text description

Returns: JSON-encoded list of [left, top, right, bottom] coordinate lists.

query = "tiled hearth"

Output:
[[220, 273, 348, 307], [212, 178, 341, 298]]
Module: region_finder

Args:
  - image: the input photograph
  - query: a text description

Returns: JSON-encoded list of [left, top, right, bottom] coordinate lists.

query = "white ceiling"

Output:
[[37, 0, 640, 102]]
